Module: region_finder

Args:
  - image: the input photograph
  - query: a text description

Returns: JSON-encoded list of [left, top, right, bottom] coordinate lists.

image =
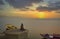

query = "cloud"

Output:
[[0, 0, 4, 5], [6, 0, 43, 9], [36, 1, 60, 12], [0, 0, 5, 11], [55, 10, 60, 13]]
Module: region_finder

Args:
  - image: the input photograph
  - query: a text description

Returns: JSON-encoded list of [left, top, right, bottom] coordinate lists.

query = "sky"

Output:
[[0, 0, 60, 18]]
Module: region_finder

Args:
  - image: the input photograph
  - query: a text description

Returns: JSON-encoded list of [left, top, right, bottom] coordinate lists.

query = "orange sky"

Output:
[[5, 9, 60, 18], [0, 7, 60, 18]]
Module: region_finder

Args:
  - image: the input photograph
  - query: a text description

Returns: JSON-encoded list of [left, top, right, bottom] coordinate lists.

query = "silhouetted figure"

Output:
[[20, 23, 25, 31]]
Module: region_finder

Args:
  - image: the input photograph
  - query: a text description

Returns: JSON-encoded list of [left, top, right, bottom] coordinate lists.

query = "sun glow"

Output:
[[37, 12, 46, 18], [37, 11, 57, 18]]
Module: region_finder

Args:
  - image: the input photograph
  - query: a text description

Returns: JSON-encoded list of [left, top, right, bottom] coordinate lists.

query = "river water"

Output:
[[0, 17, 60, 39]]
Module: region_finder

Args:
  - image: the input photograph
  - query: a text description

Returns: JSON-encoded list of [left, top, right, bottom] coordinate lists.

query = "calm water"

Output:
[[0, 17, 60, 39]]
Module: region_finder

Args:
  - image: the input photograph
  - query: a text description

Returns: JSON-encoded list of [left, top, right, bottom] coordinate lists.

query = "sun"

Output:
[[37, 12, 46, 18]]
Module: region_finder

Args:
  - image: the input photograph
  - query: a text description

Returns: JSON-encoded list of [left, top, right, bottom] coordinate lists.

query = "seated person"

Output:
[[20, 23, 26, 31]]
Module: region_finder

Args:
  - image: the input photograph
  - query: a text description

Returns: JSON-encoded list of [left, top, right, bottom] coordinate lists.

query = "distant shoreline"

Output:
[[0, 16, 60, 20]]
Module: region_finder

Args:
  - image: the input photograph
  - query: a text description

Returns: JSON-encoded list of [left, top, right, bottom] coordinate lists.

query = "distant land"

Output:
[[0, 16, 60, 20]]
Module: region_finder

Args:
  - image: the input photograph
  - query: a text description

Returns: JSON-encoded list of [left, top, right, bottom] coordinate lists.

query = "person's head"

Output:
[[21, 23, 23, 26]]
